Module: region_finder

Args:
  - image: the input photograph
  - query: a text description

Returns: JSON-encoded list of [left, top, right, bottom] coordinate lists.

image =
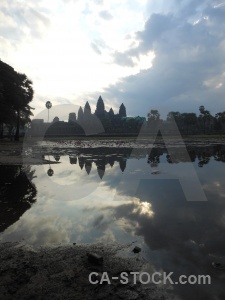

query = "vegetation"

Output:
[[165, 105, 225, 135], [0, 59, 34, 141], [1, 58, 225, 138]]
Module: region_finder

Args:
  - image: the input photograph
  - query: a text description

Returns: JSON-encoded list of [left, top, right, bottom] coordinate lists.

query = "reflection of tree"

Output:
[[0, 165, 37, 232], [197, 151, 210, 168], [147, 148, 162, 167], [54, 154, 60, 162], [214, 145, 225, 162], [48, 146, 225, 180], [166, 154, 172, 164]]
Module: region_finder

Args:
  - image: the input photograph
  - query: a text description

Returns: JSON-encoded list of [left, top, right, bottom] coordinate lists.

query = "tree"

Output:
[[147, 109, 160, 123], [0, 60, 34, 140], [119, 103, 126, 118], [14, 73, 34, 141], [167, 111, 181, 123], [215, 111, 225, 132], [198, 105, 212, 133], [180, 113, 197, 134]]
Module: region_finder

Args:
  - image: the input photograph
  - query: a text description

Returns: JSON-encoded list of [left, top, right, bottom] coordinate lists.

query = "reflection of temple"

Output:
[[69, 157, 77, 164], [67, 149, 134, 179], [48, 145, 225, 179], [119, 160, 127, 172], [74, 145, 225, 179], [85, 161, 92, 174]]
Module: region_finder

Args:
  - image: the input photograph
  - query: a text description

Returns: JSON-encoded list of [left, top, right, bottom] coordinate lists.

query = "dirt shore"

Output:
[[0, 242, 169, 300]]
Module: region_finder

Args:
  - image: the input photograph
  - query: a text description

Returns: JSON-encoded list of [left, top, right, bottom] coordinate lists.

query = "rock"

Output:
[[132, 246, 141, 254], [87, 252, 103, 265], [212, 262, 225, 270]]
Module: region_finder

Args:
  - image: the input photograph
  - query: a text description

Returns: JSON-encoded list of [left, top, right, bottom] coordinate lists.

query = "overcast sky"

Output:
[[1, 0, 225, 119]]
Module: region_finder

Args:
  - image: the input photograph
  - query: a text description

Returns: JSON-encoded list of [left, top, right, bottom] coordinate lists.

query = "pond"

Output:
[[0, 144, 225, 299]]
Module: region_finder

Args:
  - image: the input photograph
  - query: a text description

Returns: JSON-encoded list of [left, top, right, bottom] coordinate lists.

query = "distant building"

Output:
[[29, 96, 145, 136], [68, 113, 76, 123]]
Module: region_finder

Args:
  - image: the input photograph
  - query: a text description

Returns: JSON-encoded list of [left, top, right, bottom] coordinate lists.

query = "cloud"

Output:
[[113, 51, 136, 67], [103, 2, 225, 118], [94, 0, 104, 5], [99, 10, 113, 20], [90, 38, 109, 55], [0, 1, 51, 41], [1, 0, 225, 120]]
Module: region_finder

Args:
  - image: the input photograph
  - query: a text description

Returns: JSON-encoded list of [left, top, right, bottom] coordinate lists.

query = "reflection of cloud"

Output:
[[116, 218, 139, 236], [96, 229, 116, 243], [132, 200, 154, 217], [1, 215, 73, 245], [94, 183, 225, 299]]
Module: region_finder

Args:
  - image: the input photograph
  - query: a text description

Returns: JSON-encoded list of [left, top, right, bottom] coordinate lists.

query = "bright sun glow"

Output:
[[0, 0, 154, 114]]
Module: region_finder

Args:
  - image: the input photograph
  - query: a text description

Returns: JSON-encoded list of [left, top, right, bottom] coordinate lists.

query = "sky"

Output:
[[1, 0, 225, 119]]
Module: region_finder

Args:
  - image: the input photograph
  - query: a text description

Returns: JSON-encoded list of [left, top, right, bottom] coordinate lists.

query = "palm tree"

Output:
[[45, 101, 52, 123]]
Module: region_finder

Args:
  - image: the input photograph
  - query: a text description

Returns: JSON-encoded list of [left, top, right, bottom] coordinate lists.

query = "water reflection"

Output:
[[41, 144, 225, 179], [0, 165, 37, 232], [0, 145, 225, 299]]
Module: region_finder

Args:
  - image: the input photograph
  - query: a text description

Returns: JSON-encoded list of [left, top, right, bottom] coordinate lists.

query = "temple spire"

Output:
[[95, 96, 105, 117], [119, 103, 126, 118]]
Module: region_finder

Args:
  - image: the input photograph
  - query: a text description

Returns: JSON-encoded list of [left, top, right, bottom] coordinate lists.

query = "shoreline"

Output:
[[0, 241, 169, 300], [0, 137, 225, 165]]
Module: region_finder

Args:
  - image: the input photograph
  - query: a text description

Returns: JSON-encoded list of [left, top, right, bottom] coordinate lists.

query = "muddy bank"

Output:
[[0, 242, 169, 300]]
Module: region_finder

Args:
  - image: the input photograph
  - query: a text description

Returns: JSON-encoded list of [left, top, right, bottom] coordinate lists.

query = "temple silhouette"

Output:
[[31, 96, 146, 136]]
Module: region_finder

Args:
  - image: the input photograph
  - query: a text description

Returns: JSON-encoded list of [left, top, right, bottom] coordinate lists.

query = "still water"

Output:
[[0, 145, 225, 299]]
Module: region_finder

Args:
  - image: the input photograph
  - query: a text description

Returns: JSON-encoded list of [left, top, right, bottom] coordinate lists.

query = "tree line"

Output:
[[1, 59, 225, 139], [147, 106, 225, 135], [0, 59, 34, 140]]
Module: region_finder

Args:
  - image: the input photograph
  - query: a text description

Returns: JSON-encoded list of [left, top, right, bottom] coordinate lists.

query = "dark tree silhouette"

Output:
[[147, 109, 160, 125], [214, 112, 225, 132], [198, 105, 212, 133], [0, 60, 34, 140]]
